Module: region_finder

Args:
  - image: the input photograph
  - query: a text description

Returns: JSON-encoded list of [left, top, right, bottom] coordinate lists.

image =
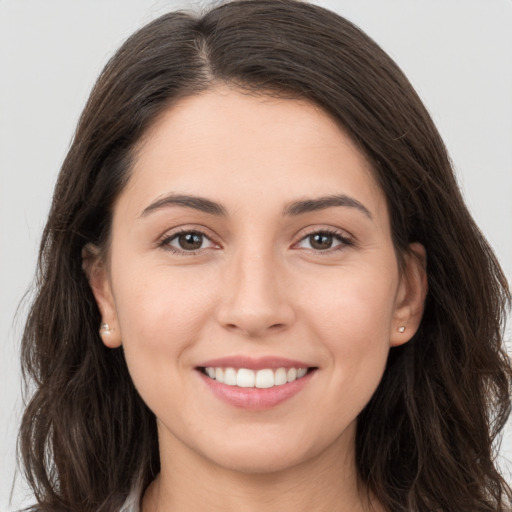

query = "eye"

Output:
[[162, 230, 216, 253], [296, 230, 352, 252]]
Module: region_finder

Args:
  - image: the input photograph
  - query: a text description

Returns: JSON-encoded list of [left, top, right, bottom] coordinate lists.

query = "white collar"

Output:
[[119, 484, 142, 512]]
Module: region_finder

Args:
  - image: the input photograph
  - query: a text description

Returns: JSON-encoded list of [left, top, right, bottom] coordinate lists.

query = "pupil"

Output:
[[311, 233, 333, 250], [179, 232, 202, 250]]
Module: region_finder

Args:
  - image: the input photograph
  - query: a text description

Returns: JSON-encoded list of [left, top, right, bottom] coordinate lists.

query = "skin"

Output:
[[87, 86, 427, 512]]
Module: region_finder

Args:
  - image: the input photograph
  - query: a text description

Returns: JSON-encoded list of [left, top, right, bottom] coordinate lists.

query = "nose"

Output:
[[215, 250, 295, 338]]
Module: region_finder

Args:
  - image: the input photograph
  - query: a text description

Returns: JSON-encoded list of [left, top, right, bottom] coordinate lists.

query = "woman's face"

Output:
[[90, 86, 426, 475]]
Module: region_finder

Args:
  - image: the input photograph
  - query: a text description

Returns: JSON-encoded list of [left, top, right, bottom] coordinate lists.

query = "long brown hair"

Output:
[[19, 1, 511, 510]]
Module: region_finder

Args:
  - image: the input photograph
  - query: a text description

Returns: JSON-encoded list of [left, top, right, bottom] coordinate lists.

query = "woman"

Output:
[[18, 0, 511, 511]]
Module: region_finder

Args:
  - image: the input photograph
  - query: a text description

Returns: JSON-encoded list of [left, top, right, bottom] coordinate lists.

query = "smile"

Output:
[[202, 366, 309, 388]]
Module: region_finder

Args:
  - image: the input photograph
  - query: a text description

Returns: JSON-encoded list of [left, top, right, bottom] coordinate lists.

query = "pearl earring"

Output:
[[398, 326, 406, 333], [99, 323, 113, 335]]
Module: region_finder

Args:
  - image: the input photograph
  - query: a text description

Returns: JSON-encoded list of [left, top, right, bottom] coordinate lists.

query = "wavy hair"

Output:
[[19, 1, 511, 510]]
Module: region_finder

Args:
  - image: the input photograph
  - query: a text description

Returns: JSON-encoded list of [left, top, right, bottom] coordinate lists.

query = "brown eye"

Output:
[[296, 230, 351, 252], [165, 231, 215, 252], [309, 233, 334, 250], [178, 232, 203, 250]]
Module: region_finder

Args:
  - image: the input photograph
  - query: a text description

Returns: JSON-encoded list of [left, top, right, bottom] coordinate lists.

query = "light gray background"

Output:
[[1, 0, 511, 510]]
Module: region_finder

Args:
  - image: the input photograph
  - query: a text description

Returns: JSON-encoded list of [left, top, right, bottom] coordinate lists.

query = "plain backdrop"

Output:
[[1, 0, 511, 509]]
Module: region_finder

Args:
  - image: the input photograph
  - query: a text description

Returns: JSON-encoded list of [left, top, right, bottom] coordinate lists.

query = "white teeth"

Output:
[[255, 369, 274, 389], [236, 368, 255, 388], [286, 367, 297, 382], [203, 366, 310, 388], [215, 367, 224, 383], [274, 367, 287, 386], [297, 367, 307, 378], [224, 367, 237, 386]]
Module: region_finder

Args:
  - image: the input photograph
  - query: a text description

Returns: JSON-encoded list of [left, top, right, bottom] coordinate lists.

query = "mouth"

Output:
[[196, 358, 318, 410], [195, 355, 318, 409], [198, 366, 316, 389]]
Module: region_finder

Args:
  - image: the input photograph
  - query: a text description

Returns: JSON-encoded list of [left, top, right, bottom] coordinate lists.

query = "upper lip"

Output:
[[197, 355, 316, 370]]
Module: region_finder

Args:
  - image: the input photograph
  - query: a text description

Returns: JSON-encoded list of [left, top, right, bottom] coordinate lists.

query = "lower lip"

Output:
[[198, 370, 315, 410]]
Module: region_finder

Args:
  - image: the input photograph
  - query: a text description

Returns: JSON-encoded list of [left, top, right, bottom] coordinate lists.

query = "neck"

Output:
[[142, 425, 382, 512]]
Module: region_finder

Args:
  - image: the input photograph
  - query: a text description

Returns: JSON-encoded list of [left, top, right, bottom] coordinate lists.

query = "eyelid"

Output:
[[292, 226, 355, 252], [155, 224, 354, 255], [157, 225, 221, 254]]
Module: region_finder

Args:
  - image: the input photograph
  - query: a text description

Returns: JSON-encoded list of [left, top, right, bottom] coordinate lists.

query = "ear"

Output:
[[82, 244, 122, 348], [390, 242, 428, 347]]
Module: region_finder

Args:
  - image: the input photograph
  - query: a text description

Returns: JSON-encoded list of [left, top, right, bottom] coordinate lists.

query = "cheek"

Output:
[[303, 262, 398, 342], [110, 263, 222, 418], [299, 260, 398, 393], [110, 262, 218, 368]]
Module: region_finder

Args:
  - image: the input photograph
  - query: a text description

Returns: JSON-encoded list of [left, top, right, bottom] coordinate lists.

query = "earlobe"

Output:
[[82, 244, 122, 348], [390, 242, 428, 347]]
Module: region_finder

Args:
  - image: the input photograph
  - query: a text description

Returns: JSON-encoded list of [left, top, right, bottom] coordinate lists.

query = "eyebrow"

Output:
[[140, 192, 372, 220], [140, 194, 227, 217], [284, 194, 373, 219]]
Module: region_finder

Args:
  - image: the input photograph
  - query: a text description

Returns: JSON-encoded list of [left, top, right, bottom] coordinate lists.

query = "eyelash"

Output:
[[295, 228, 354, 254], [158, 227, 354, 256], [158, 228, 218, 255]]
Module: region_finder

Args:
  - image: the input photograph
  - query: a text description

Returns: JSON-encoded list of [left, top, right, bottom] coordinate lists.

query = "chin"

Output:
[[195, 427, 343, 476], [205, 446, 309, 475]]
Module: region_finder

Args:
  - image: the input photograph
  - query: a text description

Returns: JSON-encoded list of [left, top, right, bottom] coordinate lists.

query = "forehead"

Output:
[[119, 86, 388, 226]]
